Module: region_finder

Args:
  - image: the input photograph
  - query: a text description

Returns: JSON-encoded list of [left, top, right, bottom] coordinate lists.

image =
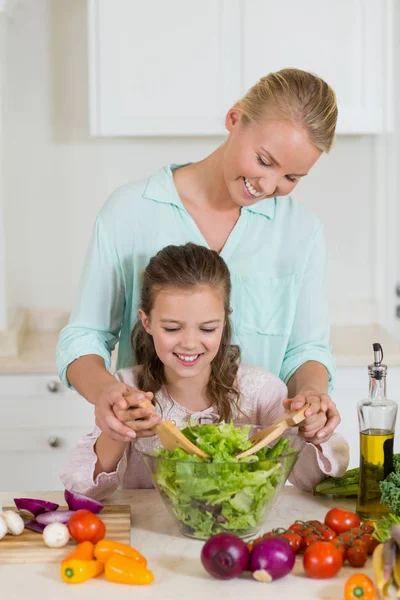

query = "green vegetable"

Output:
[[314, 468, 359, 497], [380, 470, 400, 515], [373, 513, 400, 543], [151, 422, 297, 539]]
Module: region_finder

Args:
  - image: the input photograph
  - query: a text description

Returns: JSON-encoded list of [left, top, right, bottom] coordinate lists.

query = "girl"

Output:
[[57, 68, 341, 445], [60, 244, 349, 498]]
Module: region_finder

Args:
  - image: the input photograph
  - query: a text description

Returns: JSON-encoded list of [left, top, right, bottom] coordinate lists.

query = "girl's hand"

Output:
[[113, 392, 161, 439], [94, 382, 155, 443], [282, 391, 341, 444]]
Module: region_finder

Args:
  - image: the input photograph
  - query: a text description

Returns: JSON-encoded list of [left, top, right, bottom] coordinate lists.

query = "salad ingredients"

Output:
[[104, 555, 154, 585], [303, 541, 343, 579], [24, 520, 45, 534], [201, 533, 249, 580], [43, 522, 70, 548], [13, 498, 59, 516], [346, 545, 368, 568], [380, 454, 400, 514], [61, 558, 104, 584], [36, 510, 75, 526], [250, 537, 295, 582], [68, 509, 106, 543], [63, 541, 95, 562], [315, 468, 360, 497], [344, 574, 377, 600], [64, 490, 104, 514], [325, 508, 360, 534], [372, 543, 392, 599], [1, 509, 24, 535], [94, 540, 147, 566], [373, 513, 400, 543], [151, 422, 297, 538], [0, 515, 7, 540]]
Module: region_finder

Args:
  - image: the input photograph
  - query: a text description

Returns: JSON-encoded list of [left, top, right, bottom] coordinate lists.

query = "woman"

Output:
[[57, 68, 341, 443]]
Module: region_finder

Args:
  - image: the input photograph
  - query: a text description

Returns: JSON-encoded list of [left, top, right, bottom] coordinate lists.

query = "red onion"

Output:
[[24, 520, 46, 534], [14, 498, 59, 516], [36, 510, 75, 525], [250, 537, 295, 581], [64, 489, 104, 514], [201, 533, 250, 580]]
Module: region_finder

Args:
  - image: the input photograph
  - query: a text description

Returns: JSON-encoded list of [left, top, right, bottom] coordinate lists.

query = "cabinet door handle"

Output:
[[47, 381, 59, 393], [47, 436, 61, 448]]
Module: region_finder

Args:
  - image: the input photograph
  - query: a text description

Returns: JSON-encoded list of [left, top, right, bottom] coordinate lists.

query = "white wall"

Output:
[[3, 0, 379, 325]]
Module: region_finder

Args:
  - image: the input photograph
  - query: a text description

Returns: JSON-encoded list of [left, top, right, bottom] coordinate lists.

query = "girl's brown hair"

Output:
[[131, 243, 241, 421], [239, 67, 338, 153]]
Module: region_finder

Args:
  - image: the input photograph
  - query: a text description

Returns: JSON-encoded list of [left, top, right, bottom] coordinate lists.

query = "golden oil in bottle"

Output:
[[356, 344, 397, 521], [356, 428, 393, 521]]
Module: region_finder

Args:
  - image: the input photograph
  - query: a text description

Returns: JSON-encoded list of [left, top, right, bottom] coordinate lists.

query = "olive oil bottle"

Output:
[[356, 343, 398, 520]]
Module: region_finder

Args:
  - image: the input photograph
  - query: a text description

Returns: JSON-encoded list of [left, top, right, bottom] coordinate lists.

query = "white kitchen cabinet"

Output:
[[333, 367, 400, 469], [0, 375, 95, 490], [88, 0, 391, 136], [243, 0, 390, 134], [88, 0, 241, 136]]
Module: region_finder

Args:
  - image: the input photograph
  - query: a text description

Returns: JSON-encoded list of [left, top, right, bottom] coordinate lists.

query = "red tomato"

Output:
[[346, 545, 368, 568], [307, 520, 326, 532], [361, 521, 375, 533], [360, 533, 379, 555], [329, 538, 347, 560], [288, 522, 305, 535], [279, 532, 303, 553], [303, 541, 343, 579], [324, 508, 360, 535], [68, 509, 106, 543], [319, 527, 336, 541], [302, 533, 320, 550]]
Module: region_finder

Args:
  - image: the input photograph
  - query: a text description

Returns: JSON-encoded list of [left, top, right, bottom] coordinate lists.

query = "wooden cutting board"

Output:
[[0, 504, 131, 564]]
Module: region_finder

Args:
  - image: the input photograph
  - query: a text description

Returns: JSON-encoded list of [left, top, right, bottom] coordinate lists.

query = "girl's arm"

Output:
[[93, 434, 128, 479]]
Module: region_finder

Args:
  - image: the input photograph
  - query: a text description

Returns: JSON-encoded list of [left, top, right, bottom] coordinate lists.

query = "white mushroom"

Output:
[[42, 522, 70, 548], [0, 515, 7, 540], [1, 510, 24, 535]]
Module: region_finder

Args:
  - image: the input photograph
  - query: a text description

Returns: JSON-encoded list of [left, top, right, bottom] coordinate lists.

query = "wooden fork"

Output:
[[138, 400, 209, 459], [236, 403, 310, 459]]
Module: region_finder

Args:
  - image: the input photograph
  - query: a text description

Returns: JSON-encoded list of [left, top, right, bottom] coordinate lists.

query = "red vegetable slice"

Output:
[[14, 498, 59, 516], [36, 510, 75, 525], [24, 520, 46, 533], [64, 489, 104, 514]]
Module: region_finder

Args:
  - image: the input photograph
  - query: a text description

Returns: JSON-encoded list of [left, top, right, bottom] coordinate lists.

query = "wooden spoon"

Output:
[[138, 400, 209, 459], [236, 404, 310, 459]]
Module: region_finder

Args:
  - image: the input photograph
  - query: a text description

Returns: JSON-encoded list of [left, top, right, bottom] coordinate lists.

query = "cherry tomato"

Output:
[[360, 533, 379, 555], [302, 533, 321, 550], [329, 537, 347, 560], [68, 509, 106, 543], [324, 508, 360, 535], [307, 520, 326, 532], [279, 532, 303, 553], [361, 521, 375, 533], [288, 522, 304, 535], [319, 526, 336, 541], [346, 545, 368, 568], [303, 541, 343, 579]]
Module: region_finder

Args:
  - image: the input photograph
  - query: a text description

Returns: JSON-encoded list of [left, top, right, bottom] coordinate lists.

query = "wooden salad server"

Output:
[[139, 400, 209, 459], [236, 403, 310, 459]]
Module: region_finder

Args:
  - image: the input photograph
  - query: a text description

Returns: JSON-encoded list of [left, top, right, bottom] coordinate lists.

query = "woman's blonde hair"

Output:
[[131, 243, 241, 422], [238, 68, 338, 153]]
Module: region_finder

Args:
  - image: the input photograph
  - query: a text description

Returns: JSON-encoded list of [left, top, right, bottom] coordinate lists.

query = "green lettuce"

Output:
[[151, 422, 296, 539]]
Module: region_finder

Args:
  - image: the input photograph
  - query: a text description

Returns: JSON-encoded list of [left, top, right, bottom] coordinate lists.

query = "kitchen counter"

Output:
[[0, 487, 376, 599], [1, 323, 400, 374]]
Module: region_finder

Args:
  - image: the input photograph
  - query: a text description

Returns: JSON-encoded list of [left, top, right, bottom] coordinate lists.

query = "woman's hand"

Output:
[[94, 382, 157, 443], [113, 392, 161, 439], [282, 391, 341, 444]]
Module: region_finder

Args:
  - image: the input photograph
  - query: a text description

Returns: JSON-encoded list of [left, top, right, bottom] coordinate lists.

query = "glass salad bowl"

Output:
[[136, 422, 299, 540]]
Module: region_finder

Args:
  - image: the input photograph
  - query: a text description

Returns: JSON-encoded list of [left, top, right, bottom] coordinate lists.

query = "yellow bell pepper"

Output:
[[62, 541, 95, 563], [104, 555, 154, 585], [61, 558, 104, 584], [94, 539, 147, 566]]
